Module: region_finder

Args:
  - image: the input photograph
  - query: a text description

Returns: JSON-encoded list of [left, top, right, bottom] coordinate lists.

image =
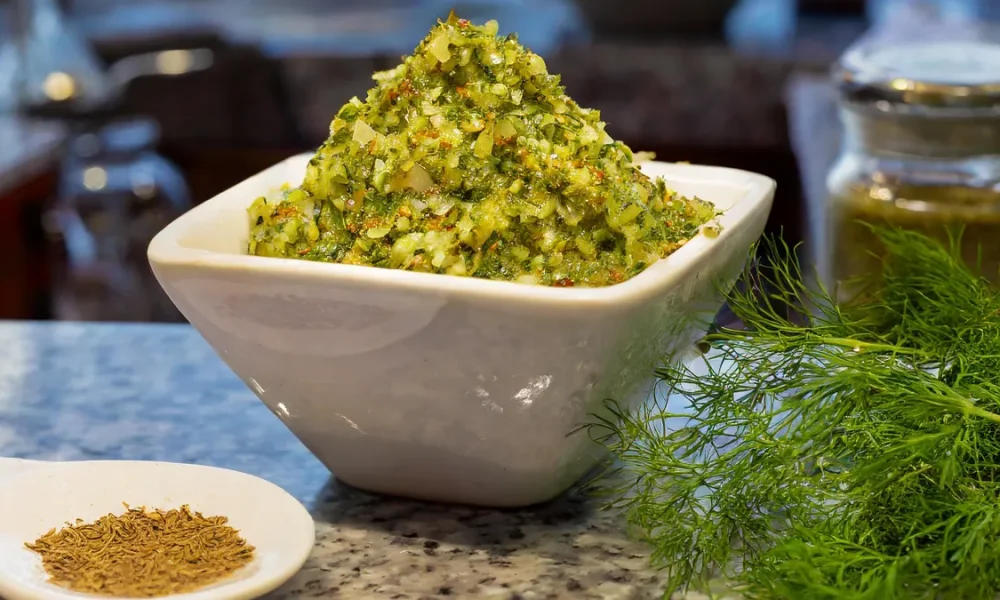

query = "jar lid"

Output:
[[836, 33, 1000, 110]]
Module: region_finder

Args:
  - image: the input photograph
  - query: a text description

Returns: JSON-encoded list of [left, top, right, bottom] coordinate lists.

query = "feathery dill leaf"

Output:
[[592, 227, 1000, 599]]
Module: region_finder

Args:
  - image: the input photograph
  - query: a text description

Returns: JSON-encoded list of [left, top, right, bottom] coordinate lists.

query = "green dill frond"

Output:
[[593, 227, 1000, 599]]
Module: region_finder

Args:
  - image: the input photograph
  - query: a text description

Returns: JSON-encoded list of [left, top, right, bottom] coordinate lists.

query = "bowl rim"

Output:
[[148, 154, 775, 307]]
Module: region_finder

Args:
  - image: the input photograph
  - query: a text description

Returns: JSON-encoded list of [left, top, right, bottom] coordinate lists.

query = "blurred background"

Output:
[[0, 0, 996, 322]]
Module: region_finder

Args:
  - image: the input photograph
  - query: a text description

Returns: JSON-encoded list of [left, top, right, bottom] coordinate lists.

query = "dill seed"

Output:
[[26, 503, 255, 597]]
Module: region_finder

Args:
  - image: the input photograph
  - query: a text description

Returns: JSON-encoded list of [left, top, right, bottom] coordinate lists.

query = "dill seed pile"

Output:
[[26, 504, 255, 597]]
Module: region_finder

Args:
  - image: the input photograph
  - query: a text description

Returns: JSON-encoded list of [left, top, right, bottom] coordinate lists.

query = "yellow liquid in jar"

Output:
[[829, 183, 1000, 300]]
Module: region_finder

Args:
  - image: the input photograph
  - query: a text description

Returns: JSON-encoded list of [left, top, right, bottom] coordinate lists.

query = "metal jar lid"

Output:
[[835, 31, 1000, 111]]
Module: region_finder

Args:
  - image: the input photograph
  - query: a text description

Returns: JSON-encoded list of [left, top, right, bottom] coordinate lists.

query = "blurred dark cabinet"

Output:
[[0, 170, 57, 319], [798, 0, 865, 13]]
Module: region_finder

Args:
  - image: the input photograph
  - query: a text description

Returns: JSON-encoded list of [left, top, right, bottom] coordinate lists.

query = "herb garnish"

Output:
[[593, 227, 1000, 599], [248, 14, 715, 287]]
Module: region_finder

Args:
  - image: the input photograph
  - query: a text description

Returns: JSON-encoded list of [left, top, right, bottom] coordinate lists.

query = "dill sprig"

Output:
[[592, 227, 1000, 599]]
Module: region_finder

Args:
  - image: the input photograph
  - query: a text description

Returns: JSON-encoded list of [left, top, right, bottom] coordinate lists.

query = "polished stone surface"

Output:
[[0, 321, 671, 599]]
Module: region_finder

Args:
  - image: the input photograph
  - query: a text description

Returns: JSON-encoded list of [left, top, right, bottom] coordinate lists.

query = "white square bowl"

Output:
[[148, 153, 774, 507]]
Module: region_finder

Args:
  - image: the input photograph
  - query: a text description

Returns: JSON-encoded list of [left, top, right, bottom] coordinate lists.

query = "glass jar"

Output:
[[824, 31, 1000, 302]]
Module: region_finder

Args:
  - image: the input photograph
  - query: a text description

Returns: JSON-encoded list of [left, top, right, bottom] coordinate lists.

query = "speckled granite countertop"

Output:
[[0, 321, 671, 599]]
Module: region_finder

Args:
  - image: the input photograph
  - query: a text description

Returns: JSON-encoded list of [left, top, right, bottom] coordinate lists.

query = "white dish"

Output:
[[0, 457, 315, 600], [148, 153, 775, 507]]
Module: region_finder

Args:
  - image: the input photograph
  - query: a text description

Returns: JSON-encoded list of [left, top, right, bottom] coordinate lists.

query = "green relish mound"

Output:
[[248, 14, 716, 287]]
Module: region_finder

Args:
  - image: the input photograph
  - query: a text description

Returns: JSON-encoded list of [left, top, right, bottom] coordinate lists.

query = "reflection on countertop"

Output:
[[0, 320, 682, 599]]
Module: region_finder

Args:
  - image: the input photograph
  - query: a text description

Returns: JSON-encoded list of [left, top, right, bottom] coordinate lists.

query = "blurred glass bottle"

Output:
[[823, 23, 1000, 302], [2, 0, 213, 320], [0, 0, 114, 114], [48, 119, 191, 321]]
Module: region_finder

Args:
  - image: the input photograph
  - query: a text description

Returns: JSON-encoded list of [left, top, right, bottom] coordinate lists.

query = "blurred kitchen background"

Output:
[[0, 0, 995, 322]]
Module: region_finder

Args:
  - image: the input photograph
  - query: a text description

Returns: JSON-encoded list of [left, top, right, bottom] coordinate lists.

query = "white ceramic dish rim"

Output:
[[148, 156, 776, 306], [0, 458, 316, 600]]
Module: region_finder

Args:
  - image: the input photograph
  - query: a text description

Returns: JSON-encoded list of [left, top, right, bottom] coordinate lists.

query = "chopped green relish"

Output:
[[248, 14, 716, 287]]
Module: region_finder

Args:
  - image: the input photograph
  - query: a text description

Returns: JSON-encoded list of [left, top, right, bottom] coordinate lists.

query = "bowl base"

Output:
[[305, 433, 605, 508]]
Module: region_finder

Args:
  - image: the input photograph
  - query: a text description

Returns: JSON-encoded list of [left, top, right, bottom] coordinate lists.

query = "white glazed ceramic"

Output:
[[0, 457, 315, 600], [148, 154, 775, 507]]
